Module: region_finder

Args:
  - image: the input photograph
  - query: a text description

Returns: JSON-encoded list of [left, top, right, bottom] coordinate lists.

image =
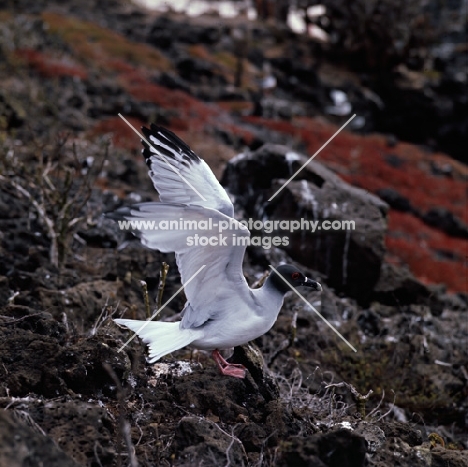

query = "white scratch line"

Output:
[[118, 114, 207, 201], [269, 265, 357, 352], [268, 114, 356, 201], [117, 264, 206, 352]]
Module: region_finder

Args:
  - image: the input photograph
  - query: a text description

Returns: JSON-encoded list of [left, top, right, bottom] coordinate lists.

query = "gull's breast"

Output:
[[190, 307, 275, 350]]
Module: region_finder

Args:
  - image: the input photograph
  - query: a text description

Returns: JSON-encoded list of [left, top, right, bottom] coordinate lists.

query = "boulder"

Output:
[[0, 410, 80, 467], [222, 144, 388, 301], [371, 262, 445, 315], [174, 416, 246, 466], [277, 428, 367, 467]]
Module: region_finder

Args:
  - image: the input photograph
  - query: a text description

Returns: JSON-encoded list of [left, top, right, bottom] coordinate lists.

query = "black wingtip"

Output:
[[140, 124, 201, 167]]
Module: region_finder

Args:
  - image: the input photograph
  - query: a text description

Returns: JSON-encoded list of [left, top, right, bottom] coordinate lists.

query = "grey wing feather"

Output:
[[141, 124, 234, 217], [107, 203, 250, 328]]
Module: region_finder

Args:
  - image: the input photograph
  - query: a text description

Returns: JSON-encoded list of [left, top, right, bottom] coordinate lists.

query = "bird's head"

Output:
[[268, 265, 322, 294]]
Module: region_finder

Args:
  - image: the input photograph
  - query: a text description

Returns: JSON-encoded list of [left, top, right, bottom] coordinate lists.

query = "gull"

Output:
[[108, 124, 321, 378]]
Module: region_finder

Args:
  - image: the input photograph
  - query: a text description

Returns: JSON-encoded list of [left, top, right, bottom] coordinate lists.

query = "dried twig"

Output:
[[325, 381, 373, 418], [89, 299, 123, 336], [156, 262, 170, 316], [374, 390, 397, 422], [140, 281, 151, 319], [0, 135, 109, 267], [0, 174, 58, 266], [366, 389, 386, 419]]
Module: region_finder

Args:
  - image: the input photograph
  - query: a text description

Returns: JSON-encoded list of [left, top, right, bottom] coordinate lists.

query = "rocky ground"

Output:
[[0, 1, 467, 466]]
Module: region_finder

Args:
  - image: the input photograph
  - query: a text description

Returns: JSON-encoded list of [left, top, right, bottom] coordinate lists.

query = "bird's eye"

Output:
[[292, 272, 300, 280]]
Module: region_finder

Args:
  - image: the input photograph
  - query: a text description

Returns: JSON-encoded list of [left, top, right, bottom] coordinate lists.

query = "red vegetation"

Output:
[[106, 65, 220, 132], [386, 211, 467, 291], [106, 58, 136, 74], [388, 210, 466, 257], [15, 49, 88, 80], [90, 116, 145, 150], [217, 101, 253, 114]]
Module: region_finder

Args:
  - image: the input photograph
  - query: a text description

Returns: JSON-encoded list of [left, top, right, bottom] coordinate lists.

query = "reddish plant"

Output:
[[387, 211, 466, 291], [90, 116, 145, 150], [15, 48, 88, 80]]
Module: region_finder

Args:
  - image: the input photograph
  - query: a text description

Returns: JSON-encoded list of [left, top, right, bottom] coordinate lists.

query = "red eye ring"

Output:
[[292, 272, 300, 280]]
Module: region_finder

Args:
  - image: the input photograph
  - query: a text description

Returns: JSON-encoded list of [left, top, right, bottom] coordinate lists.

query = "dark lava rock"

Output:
[[231, 343, 280, 402], [431, 447, 468, 467], [0, 91, 25, 129], [222, 144, 388, 302], [380, 421, 423, 446], [147, 16, 224, 48], [0, 309, 67, 397], [0, 276, 11, 307], [176, 56, 227, 86], [174, 416, 246, 466], [354, 422, 386, 455], [76, 224, 119, 249], [422, 207, 468, 239], [0, 396, 117, 466], [373, 75, 468, 163], [268, 56, 324, 108], [234, 422, 268, 452], [277, 428, 367, 467], [0, 409, 80, 467], [58, 335, 131, 397], [0, 307, 130, 397], [169, 369, 263, 423], [357, 309, 381, 336], [376, 187, 416, 214], [25, 399, 116, 465], [35, 279, 123, 325], [159, 71, 192, 93], [372, 262, 444, 312]]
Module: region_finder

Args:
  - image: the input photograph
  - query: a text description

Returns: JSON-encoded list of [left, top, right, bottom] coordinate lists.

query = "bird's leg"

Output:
[[211, 349, 246, 379]]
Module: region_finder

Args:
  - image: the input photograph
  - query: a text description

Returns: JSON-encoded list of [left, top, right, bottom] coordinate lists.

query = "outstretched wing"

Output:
[[107, 203, 250, 328], [141, 124, 234, 217]]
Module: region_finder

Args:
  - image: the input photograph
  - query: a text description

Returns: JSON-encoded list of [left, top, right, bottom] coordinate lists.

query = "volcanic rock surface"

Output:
[[0, 0, 466, 465]]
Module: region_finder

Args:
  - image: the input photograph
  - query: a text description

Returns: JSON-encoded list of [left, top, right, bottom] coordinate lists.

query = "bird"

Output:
[[108, 124, 322, 378]]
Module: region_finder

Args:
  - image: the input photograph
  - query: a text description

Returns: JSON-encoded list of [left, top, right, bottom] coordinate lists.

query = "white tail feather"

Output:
[[114, 319, 200, 363]]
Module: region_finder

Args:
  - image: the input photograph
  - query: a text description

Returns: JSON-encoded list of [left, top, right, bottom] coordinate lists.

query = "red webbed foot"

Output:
[[211, 349, 246, 379]]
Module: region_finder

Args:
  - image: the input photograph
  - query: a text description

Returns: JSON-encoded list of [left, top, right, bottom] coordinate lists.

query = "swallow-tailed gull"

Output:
[[109, 124, 321, 378]]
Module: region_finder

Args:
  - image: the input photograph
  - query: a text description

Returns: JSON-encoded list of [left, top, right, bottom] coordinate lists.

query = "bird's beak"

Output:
[[302, 277, 322, 291]]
